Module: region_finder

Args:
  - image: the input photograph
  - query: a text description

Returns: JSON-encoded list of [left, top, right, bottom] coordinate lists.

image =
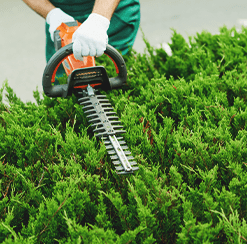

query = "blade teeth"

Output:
[[112, 160, 121, 165], [86, 114, 99, 119], [82, 105, 94, 110], [113, 126, 124, 130], [103, 138, 126, 144], [105, 145, 114, 150], [130, 161, 138, 166], [101, 103, 112, 107], [95, 132, 108, 137], [131, 167, 139, 171], [90, 122, 104, 128], [84, 109, 97, 114], [111, 155, 135, 161], [89, 119, 121, 125], [108, 116, 120, 120], [103, 108, 114, 111], [95, 129, 126, 136], [106, 112, 117, 116], [116, 167, 139, 175], [78, 94, 139, 174], [116, 171, 130, 175], [93, 127, 105, 133], [115, 166, 125, 171], [88, 118, 101, 123], [112, 160, 136, 166], [116, 169, 133, 174], [78, 97, 90, 102], [118, 141, 126, 145], [110, 155, 118, 160], [105, 140, 126, 146], [110, 155, 139, 167], [110, 121, 122, 125], [80, 101, 92, 106], [114, 130, 126, 135], [98, 99, 110, 103]]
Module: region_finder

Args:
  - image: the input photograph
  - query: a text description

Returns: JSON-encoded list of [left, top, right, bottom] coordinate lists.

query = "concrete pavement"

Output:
[[0, 0, 247, 103]]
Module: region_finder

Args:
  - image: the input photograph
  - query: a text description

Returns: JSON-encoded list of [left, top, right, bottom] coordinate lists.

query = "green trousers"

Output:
[[46, 0, 140, 78]]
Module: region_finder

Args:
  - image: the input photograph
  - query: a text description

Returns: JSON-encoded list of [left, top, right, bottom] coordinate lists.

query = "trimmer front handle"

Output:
[[42, 43, 127, 97]]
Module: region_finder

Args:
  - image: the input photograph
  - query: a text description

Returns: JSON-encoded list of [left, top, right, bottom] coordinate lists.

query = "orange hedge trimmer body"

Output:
[[54, 22, 95, 78]]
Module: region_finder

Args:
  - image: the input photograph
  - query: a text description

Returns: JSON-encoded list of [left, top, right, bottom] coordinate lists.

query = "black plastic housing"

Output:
[[42, 43, 127, 97]]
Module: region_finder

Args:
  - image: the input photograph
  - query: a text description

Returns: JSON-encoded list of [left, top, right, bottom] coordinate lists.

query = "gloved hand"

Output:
[[46, 8, 75, 42], [72, 13, 110, 60]]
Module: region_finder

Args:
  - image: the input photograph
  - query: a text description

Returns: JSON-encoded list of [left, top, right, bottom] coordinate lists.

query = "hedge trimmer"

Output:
[[42, 21, 139, 175]]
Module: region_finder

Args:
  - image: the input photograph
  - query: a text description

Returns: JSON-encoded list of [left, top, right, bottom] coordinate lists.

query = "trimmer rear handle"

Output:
[[42, 43, 127, 97]]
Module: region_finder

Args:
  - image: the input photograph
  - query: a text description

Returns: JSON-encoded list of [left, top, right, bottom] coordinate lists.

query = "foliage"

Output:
[[1, 26, 247, 243]]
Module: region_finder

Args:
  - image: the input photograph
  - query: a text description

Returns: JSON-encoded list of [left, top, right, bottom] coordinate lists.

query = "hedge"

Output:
[[1, 25, 247, 243]]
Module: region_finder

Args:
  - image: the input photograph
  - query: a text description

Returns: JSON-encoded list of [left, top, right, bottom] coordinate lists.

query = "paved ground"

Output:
[[0, 0, 247, 103]]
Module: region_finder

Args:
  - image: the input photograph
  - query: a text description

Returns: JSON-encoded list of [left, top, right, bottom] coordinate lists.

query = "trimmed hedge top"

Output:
[[1, 26, 247, 243]]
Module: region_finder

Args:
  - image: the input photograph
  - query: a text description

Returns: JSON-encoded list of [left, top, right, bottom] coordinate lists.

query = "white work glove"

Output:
[[72, 13, 110, 60], [46, 8, 75, 42]]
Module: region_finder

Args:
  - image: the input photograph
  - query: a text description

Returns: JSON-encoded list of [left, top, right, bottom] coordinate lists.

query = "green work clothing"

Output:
[[46, 0, 141, 64]]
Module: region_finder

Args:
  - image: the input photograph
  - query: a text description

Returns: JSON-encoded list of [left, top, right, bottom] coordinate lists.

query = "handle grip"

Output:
[[42, 43, 127, 97]]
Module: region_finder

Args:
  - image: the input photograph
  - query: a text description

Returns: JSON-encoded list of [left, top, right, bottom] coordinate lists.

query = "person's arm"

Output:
[[22, 0, 55, 18], [23, 0, 121, 20], [72, 0, 121, 59], [92, 0, 121, 20], [23, 0, 75, 42]]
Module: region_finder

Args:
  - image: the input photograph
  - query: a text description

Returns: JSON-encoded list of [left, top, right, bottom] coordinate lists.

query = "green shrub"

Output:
[[1, 26, 247, 243]]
